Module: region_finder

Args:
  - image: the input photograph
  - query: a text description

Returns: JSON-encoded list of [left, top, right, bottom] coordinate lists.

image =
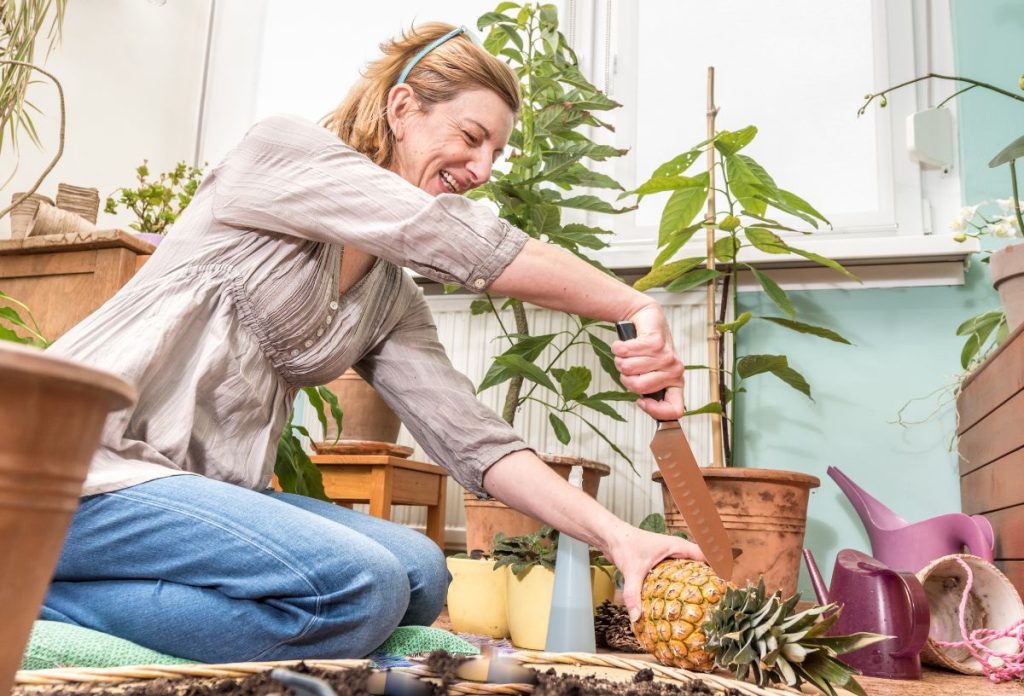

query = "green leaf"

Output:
[[771, 365, 813, 399], [716, 311, 752, 334], [529, 203, 561, 236], [720, 214, 740, 231], [590, 390, 638, 402], [989, 134, 1024, 168], [634, 256, 703, 291], [714, 235, 740, 262], [658, 173, 709, 246], [961, 332, 982, 369], [652, 227, 703, 268], [577, 396, 627, 421], [651, 141, 714, 178], [639, 513, 667, 534], [714, 125, 757, 156], [761, 317, 851, 344], [628, 174, 706, 199], [785, 244, 860, 281], [748, 266, 795, 318], [736, 354, 788, 379], [956, 309, 1003, 336], [683, 401, 724, 416], [554, 194, 630, 214], [495, 354, 557, 392], [744, 226, 789, 254], [548, 412, 571, 445], [665, 267, 721, 293], [588, 333, 624, 388], [725, 154, 777, 217], [558, 365, 591, 401], [470, 298, 493, 316]]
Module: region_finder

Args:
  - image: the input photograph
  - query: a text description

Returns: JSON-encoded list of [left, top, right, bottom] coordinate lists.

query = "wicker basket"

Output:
[[14, 652, 795, 696]]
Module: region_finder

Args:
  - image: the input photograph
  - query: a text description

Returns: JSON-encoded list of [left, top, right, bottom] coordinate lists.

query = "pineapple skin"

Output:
[[633, 559, 727, 671]]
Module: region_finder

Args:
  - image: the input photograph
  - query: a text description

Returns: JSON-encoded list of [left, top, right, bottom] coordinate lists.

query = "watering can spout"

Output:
[[802, 548, 829, 604]]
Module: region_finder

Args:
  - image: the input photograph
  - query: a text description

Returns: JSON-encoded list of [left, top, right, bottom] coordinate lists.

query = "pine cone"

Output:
[[594, 600, 643, 653]]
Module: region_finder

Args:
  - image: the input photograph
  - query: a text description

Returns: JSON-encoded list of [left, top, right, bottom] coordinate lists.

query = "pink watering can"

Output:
[[828, 466, 994, 572], [803, 548, 931, 680]]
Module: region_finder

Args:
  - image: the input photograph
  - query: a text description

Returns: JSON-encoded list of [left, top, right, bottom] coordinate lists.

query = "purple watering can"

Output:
[[828, 466, 994, 573], [803, 548, 931, 680]]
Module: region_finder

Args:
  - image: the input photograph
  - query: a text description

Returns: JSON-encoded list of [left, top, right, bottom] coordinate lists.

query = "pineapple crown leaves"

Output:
[[704, 579, 888, 696]]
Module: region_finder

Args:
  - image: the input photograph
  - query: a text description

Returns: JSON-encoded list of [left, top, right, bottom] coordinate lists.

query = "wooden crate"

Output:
[[0, 230, 154, 342], [956, 321, 1024, 597]]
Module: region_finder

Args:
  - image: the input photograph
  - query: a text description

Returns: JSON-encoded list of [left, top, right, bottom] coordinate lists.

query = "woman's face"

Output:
[[387, 86, 515, 196]]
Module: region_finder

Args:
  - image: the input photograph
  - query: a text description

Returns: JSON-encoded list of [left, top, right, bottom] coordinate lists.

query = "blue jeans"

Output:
[[41, 474, 449, 662]]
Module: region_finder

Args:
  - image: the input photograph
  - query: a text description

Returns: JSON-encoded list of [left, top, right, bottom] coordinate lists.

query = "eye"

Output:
[[462, 129, 480, 146]]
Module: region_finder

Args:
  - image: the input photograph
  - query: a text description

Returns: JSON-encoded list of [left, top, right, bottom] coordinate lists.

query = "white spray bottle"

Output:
[[544, 466, 596, 652]]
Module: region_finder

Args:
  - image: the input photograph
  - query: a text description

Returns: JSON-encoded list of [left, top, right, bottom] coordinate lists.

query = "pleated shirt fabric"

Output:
[[49, 115, 532, 498]]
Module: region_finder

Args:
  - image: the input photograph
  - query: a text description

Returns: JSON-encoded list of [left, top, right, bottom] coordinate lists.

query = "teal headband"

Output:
[[395, 26, 471, 85]]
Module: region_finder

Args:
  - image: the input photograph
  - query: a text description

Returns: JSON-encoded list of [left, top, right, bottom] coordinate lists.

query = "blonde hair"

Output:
[[323, 22, 521, 168]]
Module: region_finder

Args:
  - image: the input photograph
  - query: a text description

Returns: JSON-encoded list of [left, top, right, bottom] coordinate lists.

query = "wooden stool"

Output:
[[311, 454, 448, 548]]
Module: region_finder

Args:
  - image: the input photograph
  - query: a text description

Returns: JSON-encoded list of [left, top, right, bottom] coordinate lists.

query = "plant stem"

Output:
[[717, 271, 731, 466], [859, 72, 1024, 116], [501, 299, 531, 425], [704, 66, 725, 468], [1010, 160, 1024, 235]]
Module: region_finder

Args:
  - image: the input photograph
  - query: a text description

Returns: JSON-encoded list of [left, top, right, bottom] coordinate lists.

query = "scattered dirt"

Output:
[[16, 653, 741, 696]]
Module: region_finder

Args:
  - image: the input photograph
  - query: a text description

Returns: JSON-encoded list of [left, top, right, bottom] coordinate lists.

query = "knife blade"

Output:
[[616, 321, 734, 580]]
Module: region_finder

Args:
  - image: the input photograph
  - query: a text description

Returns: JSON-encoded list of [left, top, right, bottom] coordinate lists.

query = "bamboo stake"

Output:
[[704, 67, 724, 468]]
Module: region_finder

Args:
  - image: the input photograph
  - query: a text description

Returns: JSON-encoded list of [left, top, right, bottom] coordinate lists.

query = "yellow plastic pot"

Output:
[[506, 565, 618, 650], [445, 556, 509, 638]]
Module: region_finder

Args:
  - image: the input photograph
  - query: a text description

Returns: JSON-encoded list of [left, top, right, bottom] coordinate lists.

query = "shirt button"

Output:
[[316, 328, 325, 337], [290, 349, 299, 357], [472, 278, 486, 290], [325, 315, 333, 325], [329, 300, 339, 310], [304, 339, 313, 348]]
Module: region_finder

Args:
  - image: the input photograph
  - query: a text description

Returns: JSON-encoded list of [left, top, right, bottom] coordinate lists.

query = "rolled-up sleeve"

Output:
[[210, 115, 528, 291], [353, 283, 532, 497]]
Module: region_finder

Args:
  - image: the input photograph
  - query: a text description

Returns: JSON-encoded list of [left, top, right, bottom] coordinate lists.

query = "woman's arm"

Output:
[[491, 238, 685, 421]]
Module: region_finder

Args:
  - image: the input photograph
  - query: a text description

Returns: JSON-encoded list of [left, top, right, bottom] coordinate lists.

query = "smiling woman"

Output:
[[38, 15, 703, 665]]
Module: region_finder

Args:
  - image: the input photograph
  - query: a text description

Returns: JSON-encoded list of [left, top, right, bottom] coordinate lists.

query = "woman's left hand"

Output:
[[611, 303, 685, 421], [605, 523, 706, 623]]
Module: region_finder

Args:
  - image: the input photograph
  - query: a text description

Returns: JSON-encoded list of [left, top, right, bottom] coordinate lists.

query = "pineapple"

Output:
[[634, 559, 884, 696]]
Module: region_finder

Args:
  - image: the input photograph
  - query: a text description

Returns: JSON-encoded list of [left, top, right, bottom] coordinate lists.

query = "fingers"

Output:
[[670, 538, 707, 563], [621, 569, 643, 624]]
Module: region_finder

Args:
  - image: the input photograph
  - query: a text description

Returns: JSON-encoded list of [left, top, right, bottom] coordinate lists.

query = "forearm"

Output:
[[481, 449, 628, 556], [490, 238, 654, 322]]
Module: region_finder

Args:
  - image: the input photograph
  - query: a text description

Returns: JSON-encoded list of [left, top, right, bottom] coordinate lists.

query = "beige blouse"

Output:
[[49, 115, 531, 498]]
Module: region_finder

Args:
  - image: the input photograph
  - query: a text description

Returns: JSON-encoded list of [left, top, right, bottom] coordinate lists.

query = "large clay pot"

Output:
[[322, 369, 401, 443], [655, 467, 819, 597], [463, 454, 610, 554], [0, 343, 135, 694], [990, 244, 1024, 331]]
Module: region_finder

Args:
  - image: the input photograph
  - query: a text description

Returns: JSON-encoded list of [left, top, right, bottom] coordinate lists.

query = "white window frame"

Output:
[[558, 0, 973, 285]]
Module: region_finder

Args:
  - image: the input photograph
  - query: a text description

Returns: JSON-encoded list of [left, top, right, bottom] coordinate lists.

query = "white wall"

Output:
[[0, 0, 211, 237]]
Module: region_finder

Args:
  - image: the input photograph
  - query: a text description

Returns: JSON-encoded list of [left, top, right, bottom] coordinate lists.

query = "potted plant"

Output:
[[628, 68, 856, 596], [445, 549, 512, 639], [104, 160, 205, 246], [493, 525, 616, 649], [462, 2, 636, 552]]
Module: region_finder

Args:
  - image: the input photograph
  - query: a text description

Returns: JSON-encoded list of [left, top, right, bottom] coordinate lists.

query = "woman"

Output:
[[44, 22, 700, 661]]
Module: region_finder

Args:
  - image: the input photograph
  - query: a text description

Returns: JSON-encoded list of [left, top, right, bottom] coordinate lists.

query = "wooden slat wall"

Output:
[[957, 324, 1024, 598]]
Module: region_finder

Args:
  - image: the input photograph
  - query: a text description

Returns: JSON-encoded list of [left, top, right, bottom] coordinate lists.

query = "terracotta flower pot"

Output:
[[990, 244, 1024, 331], [462, 454, 610, 554], [654, 467, 819, 596], [916, 554, 1024, 675], [505, 564, 617, 650], [0, 343, 134, 694], [321, 369, 401, 443]]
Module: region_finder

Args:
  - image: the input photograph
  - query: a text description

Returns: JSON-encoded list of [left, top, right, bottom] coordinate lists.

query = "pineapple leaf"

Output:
[[808, 632, 892, 655]]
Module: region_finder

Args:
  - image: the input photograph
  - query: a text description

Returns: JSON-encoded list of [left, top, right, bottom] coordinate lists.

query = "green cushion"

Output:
[[21, 621, 193, 670], [20, 622, 477, 670]]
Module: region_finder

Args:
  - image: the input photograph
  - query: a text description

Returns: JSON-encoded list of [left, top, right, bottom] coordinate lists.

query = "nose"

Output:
[[465, 152, 493, 189]]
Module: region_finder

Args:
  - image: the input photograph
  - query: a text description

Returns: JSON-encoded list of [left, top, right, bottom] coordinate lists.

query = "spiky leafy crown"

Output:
[[704, 579, 886, 696]]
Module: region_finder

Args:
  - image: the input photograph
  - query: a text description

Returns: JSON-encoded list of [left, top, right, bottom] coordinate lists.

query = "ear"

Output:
[[386, 84, 419, 140]]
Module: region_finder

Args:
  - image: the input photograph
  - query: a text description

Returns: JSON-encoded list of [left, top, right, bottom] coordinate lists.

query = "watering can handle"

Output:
[[857, 561, 930, 657]]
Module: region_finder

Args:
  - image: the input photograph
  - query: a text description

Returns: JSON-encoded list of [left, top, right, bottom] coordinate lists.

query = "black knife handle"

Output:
[[615, 320, 666, 403]]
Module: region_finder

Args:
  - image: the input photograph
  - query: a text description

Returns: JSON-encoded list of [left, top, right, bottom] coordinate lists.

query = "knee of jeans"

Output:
[[403, 541, 449, 626], [316, 549, 411, 655]]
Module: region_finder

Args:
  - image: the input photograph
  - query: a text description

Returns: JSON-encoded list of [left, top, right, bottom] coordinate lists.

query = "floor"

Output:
[[430, 607, 1021, 695]]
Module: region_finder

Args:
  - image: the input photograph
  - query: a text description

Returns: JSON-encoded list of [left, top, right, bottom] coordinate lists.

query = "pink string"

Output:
[[931, 557, 1024, 683]]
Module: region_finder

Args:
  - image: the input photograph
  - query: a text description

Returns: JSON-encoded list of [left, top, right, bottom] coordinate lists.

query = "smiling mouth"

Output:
[[440, 169, 461, 194]]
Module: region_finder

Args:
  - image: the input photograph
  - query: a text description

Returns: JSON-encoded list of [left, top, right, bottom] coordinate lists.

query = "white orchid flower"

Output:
[[953, 204, 981, 228], [989, 220, 1017, 238], [997, 198, 1024, 214]]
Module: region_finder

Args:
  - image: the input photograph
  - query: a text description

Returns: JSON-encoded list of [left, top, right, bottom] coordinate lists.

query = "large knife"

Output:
[[616, 321, 734, 580]]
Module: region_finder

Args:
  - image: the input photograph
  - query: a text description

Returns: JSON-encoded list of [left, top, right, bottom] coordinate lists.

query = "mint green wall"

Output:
[[735, 0, 1024, 593]]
